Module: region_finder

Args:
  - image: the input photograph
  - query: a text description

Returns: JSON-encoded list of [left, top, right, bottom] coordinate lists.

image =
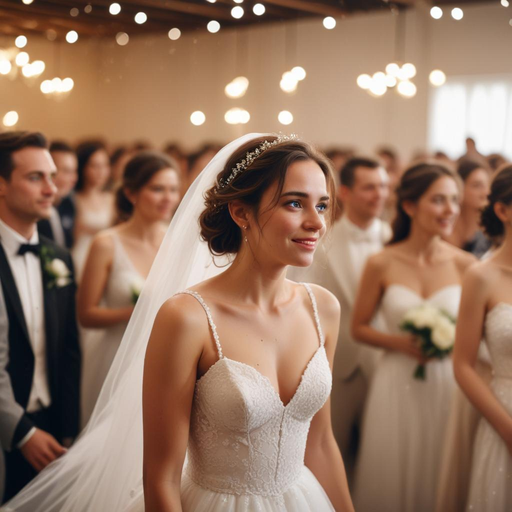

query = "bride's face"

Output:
[[409, 175, 460, 237], [248, 159, 330, 268]]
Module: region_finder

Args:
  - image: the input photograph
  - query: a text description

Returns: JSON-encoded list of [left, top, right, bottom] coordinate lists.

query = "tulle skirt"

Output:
[[124, 465, 334, 512], [465, 378, 512, 512], [354, 352, 455, 512]]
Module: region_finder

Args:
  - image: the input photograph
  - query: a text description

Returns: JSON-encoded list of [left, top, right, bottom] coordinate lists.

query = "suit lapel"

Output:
[[40, 244, 58, 361], [0, 242, 31, 342]]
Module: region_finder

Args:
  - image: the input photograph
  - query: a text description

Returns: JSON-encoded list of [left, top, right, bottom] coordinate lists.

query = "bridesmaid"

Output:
[[77, 151, 181, 425], [73, 141, 115, 281], [454, 164, 512, 512], [351, 163, 475, 512]]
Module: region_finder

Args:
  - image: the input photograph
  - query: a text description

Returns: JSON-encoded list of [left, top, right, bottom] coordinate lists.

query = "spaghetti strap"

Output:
[[176, 290, 224, 359], [301, 283, 325, 347]]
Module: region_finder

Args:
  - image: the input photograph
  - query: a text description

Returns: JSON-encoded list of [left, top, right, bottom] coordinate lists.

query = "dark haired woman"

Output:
[[351, 163, 475, 512], [72, 141, 115, 280], [453, 165, 512, 511], [77, 151, 180, 425], [142, 135, 354, 511], [3, 135, 353, 512], [446, 159, 491, 258]]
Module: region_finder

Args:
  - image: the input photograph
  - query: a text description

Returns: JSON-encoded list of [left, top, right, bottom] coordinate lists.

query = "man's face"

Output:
[[51, 151, 78, 200], [341, 166, 390, 221], [0, 147, 57, 223]]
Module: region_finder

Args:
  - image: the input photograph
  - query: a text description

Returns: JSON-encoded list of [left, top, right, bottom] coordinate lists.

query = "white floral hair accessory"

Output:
[[216, 133, 298, 191]]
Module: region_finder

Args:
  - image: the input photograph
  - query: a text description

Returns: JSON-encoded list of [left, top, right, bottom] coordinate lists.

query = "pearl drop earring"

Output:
[[243, 225, 248, 242]]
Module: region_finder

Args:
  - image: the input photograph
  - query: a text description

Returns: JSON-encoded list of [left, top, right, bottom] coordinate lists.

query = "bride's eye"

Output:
[[285, 200, 302, 209], [316, 202, 328, 213]]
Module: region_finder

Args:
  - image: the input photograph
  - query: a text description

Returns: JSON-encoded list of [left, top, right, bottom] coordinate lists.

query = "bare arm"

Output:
[[351, 255, 423, 360], [77, 232, 133, 328], [142, 296, 205, 512], [453, 265, 512, 455], [304, 285, 354, 512]]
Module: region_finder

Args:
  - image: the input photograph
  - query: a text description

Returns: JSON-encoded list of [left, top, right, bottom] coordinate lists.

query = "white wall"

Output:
[[1, 3, 510, 158]]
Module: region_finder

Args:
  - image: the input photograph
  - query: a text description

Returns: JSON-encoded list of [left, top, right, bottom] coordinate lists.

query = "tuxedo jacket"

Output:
[[0, 235, 80, 449], [37, 195, 76, 249]]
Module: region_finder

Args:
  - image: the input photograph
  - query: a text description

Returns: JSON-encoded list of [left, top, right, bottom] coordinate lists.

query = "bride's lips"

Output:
[[292, 238, 318, 250]]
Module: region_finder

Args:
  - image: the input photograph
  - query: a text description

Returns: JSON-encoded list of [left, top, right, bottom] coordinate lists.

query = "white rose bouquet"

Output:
[[130, 276, 145, 305], [400, 304, 456, 380]]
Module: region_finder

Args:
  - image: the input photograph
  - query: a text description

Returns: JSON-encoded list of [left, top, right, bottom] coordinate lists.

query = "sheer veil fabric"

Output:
[[3, 133, 268, 512]]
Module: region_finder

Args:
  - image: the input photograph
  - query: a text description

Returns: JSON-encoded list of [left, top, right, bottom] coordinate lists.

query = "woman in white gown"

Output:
[[2, 134, 353, 512], [77, 151, 181, 426], [72, 141, 114, 281], [351, 163, 475, 512], [454, 164, 512, 512]]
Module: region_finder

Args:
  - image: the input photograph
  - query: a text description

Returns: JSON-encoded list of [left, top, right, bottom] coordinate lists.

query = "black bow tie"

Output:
[[18, 243, 41, 256]]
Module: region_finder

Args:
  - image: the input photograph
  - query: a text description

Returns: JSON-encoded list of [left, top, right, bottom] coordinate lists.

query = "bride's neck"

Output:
[[220, 251, 289, 308]]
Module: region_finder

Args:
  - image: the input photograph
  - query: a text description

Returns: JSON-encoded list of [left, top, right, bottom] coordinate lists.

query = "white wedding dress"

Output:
[[354, 284, 461, 512], [126, 283, 335, 511], [81, 233, 144, 426], [465, 303, 512, 512]]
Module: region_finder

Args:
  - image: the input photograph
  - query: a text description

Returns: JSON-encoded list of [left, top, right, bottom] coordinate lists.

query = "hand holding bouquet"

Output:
[[400, 304, 456, 380]]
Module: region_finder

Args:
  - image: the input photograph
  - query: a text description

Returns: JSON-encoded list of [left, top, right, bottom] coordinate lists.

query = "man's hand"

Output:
[[20, 428, 67, 472]]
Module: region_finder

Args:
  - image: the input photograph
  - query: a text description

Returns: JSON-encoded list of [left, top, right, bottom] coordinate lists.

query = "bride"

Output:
[[3, 134, 354, 512], [351, 162, 475, 512]]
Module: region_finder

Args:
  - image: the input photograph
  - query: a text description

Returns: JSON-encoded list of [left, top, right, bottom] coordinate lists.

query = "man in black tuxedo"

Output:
[[0, 131, 80, 502], [37, 141, 78, 249]]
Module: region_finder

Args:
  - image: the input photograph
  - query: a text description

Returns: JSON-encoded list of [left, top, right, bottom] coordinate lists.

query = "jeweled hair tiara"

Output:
[[216, 133, 298, 191]]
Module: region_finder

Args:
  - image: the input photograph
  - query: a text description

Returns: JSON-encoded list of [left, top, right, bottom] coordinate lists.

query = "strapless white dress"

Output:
[[354, 284, 461, 512], [466, 303, 512, 512]]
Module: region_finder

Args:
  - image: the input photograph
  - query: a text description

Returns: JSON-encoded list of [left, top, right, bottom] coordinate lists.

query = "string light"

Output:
[[207, 21, 220, 33], [135, 12, 147, 24], [15, 36, 27, 49], [429, 69, 446, 86], [0, 60, 12, 75], [15, 52, 29, 66], [225, 76, 249, 98], [231, 6, 244, 19], [253, 3, 265, 15], [430, 6, 443, 19], [109, 3, 121, 15], [190, 111, 206, 126], [323, 17, 336, 30], [278, 111, 293, 125], [3, 111, 19, 127], [224, 108, 250, 125], [168, 28, 181, 40], [40, 77, 74, 95], [66, 31, 79, 44], [116, 32, 129, 46], [451, 8, 463, 20]]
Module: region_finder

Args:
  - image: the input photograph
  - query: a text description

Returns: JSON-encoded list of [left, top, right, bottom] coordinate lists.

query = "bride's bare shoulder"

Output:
[[300, 282, 340, 322], [154, 293, 212, 338]]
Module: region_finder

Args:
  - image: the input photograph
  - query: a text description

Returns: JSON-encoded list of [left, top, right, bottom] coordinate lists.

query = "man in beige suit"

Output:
[[289, 157, 390, 479]]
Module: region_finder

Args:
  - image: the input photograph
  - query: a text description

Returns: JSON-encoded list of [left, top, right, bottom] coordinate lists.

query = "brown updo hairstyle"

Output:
[[116, 150, 179, 221], [481, 164, 512, 240], [199, 136, 336, 256], [389, 162, 459, 245]]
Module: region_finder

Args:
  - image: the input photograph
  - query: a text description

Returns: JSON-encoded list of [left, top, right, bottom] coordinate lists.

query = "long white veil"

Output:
[[3, 133, 267, 512]]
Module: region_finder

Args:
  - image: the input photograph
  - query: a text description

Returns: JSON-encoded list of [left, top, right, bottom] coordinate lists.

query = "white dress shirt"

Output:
[[0, 218, 51, 414]]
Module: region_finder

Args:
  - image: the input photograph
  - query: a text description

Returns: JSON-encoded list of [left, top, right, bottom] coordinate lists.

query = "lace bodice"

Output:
[[180, 284, 332, 498], [380, 284, 461, 334], [485, 303, 512, 382]]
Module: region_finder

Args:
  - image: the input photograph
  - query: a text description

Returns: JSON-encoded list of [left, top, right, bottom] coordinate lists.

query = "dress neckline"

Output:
[[383, 283, 461, 302], [180, 283, 327, 409]]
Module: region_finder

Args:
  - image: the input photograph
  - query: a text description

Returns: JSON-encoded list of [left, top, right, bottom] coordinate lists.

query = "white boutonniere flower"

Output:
[[40, 247, 72, 289]]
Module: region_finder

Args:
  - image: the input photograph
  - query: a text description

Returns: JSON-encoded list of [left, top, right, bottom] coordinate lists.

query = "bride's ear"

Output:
[[228, 201, 251, 230]]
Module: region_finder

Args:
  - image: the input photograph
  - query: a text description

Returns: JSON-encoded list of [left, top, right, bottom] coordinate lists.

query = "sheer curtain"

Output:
[[428, 75, 512, 160]]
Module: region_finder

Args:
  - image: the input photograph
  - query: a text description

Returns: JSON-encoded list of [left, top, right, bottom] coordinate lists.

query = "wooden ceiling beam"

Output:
[[263, 0, 347, 17]]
